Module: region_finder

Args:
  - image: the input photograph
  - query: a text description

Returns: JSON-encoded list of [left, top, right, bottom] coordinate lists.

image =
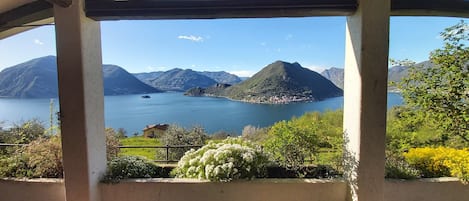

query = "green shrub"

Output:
[[0, 136, 63, 178], [1, 119, 46, 145], [172, 137, 271, 182], [266, 165, 340, 179], [24, 136, 63, 178], [0, 128, 124, 179], [263, 120, 320, 170], [0, 155, 31, 178], [385, 154, 421, 179], [263, 111, 343, 171], [102, 156, 164, 183]]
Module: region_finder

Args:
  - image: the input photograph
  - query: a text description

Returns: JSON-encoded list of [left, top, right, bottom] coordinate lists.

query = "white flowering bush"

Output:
[[172, 137, 271, 182]]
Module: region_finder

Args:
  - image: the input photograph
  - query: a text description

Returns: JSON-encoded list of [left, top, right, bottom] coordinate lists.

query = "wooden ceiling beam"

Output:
[[45, 0, 72, 8], [83, 0, 468, 20], [0, 1, 53, 39], [0, 0, 467, 39], [391, 0, 469, 17], [84, 0, 358, 20]]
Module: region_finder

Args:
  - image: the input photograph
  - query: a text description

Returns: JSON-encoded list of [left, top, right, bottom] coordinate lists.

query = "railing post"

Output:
[[166, 144, 170, 162]]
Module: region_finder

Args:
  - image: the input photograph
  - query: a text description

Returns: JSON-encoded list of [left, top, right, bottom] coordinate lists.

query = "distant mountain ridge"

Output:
[[133, 70, 241, 91], [321, 67, 344, 89], [146, 68, 217, 91], [0, 56, 58, 98], [199, 71, 241, 85], [133, 72, 163, 85], [102, 64, 162, 95], [320, 61, 432, 90], [186, 61, 343, 104], [0, 56, 161, 98]]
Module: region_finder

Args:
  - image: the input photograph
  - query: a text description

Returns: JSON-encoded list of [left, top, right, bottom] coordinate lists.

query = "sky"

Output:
[[0, 16, 466, 77]]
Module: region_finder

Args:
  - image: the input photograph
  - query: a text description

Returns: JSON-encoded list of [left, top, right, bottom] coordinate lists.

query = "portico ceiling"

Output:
[[0, 0, 468, 39]]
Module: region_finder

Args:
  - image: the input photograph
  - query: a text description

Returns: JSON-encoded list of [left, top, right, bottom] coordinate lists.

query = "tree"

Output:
[[263, 111, 344, 171], [116, 128, 127, 139], [398, 21, 468, 147], [241, 125, 269, 143], [159, 125, 207, 161], [8, 119, 46, 144], [105, 128, 121, 160], [263, 120, 320, 170]]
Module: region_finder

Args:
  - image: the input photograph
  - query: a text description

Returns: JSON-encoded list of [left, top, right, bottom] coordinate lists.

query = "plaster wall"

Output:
[[0, 179, 65, 201], [1, 178, 468, 201]]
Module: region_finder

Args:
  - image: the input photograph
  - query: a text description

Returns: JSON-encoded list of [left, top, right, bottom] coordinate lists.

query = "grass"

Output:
[[119, 137, 161, 161]]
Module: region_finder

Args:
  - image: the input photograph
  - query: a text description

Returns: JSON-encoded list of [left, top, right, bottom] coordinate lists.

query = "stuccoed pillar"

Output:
[[54, 0, 106, 201], [343, 0, 390, 201]]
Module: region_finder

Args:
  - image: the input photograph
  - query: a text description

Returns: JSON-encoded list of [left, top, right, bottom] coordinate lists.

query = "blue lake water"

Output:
[[0, 92, 404, 135]]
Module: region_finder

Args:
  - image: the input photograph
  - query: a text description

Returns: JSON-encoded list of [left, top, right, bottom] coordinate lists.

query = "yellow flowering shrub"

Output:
[[443, 148, 469, 184], [404, 147, 469, 184]]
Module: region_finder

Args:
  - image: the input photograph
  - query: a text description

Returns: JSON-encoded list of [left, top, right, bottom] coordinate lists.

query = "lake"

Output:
[[0, 92, 403, 135]]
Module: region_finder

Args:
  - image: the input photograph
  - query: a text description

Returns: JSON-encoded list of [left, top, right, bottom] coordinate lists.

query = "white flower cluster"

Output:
[[173, 137, 270, 181]]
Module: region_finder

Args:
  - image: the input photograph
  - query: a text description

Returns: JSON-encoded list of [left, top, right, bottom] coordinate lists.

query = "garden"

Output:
[[0, 21, 468, 185]]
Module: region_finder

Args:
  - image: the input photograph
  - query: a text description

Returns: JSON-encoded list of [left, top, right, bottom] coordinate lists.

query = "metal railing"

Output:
[[0, 143, 26, 147], [1, 143, 203, 163], [1, 143, 334, 164], [118, 145, 203, 163]]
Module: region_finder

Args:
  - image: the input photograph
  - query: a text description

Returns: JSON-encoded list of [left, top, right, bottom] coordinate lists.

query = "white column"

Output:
[[54, 0, 106, 201], [343, 0, 390, 201]]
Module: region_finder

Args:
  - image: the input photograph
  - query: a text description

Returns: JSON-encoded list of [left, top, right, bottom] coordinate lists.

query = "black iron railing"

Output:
[[118, 145, 203, 163], [1, 143, 203, 163]]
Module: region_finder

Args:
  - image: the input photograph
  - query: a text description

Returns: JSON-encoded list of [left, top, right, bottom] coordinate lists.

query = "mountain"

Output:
[[186, 61, 343, 104], [0, 56, 58, 98], [198, 71, 242, 85], [0, 56, 161, 98], [320, 67, 406, 90], [148, 68, 217, 91], [184, 83, 231, 96], [225, 61, 343, 103], [133, 72, 163, 85], [102, 65, 162, 95], [321, 67, 344, 89], [388, 61, 434, 83], [320, 61, 432, 90], [134, 70, 242, 88]]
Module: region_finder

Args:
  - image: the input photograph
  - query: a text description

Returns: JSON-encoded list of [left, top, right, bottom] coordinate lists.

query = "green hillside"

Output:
[[186, 61, 343, 104]]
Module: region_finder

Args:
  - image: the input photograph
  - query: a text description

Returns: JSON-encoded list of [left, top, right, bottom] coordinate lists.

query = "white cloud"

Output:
[[285, 34, 293, 40], [228, 70, 256, 77], [178, 35, 204, 42], [260, 42, 267, 46], [33, 39, 44, 45]]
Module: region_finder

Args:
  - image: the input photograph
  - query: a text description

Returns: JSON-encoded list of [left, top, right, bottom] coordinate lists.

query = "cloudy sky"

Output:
[[0, 16, 465, 77]]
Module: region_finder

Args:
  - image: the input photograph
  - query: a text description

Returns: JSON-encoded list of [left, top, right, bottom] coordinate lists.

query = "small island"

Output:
[[185, 61, 343, 104]]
